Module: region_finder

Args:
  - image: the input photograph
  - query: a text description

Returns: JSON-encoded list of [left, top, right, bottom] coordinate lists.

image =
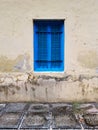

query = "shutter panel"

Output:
[[37, 24, 48, 69], [51, 25, 62, 69]]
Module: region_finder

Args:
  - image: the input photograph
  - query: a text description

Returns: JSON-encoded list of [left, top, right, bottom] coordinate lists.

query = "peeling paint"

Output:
[[0, 53, 31, 72]]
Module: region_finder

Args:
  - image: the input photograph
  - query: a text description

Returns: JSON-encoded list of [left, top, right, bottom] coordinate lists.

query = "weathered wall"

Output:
[[0, 0, 98, 73], [0, 73, 98, 102], [0, 0, 98, 102]]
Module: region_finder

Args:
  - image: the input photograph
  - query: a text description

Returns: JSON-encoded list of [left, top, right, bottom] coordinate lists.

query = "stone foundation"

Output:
[[0, 73, 98, 102]]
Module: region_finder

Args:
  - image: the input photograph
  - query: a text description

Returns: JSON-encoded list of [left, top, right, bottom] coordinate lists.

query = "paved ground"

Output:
[[0, 103, 98, 130]]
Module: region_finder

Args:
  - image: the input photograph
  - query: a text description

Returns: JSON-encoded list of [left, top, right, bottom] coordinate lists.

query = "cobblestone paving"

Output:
[[0, 103, 98, 130]]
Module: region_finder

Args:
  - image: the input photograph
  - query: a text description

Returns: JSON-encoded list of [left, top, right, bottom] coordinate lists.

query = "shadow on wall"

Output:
[[0, 53, 31, 72]]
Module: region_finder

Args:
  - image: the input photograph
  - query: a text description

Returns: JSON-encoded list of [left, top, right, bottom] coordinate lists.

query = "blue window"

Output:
[[34, 20, 64, 72]]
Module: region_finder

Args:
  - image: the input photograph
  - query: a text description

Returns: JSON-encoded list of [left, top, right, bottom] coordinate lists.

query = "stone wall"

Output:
[[0, 73, 98, 102]]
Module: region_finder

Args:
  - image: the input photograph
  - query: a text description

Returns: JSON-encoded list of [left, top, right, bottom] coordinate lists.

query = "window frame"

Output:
[[33, 20, 64, 72]]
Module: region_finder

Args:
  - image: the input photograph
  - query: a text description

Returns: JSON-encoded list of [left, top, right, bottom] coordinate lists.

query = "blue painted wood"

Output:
[[34, 20, 64, 72]]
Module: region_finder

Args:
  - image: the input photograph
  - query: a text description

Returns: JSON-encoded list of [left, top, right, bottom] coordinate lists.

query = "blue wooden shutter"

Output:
[[34, 20, 64, 71], [34, 22, 48, 70], [37, 24, 48, 69], [51, 24, 62, 69]]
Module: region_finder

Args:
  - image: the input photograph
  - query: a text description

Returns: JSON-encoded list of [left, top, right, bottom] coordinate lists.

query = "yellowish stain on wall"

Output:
[[0, 54, 31, 72], [78, 50, 98, 69]]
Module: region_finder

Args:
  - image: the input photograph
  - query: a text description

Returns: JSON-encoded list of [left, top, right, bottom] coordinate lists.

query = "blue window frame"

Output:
[[34, 20, 64, 72]]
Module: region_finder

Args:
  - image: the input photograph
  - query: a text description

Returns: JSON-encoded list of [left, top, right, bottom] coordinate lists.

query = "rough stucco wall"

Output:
[[0, 0, 98, 102], [0, 0, 98, 73]]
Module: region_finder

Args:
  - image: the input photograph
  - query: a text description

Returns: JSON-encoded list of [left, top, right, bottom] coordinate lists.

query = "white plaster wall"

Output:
[[0, 0, 98, 74]]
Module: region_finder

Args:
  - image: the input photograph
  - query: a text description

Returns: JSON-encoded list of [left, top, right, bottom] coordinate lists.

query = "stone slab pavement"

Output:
[[0, 103, 98, 130]]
